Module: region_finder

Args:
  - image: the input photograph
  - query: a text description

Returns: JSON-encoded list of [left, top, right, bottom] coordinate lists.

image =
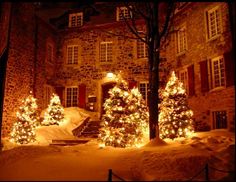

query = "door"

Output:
[[101, 82, 116, 116]]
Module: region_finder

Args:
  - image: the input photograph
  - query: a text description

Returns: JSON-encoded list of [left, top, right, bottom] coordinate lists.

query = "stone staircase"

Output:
[[50, 139, 90, 146], [50, 118, 101, 146], [79, 120, 101, 138]]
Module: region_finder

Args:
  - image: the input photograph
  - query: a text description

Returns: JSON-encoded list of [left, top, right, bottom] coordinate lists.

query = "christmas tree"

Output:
[[10, 92, 39, 144], [98, 75, 149, 148], [42, 93, 64, 126], [159, 71, 194, 139]]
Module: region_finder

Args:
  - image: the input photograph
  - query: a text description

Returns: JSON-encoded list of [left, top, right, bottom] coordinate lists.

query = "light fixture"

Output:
[[106, 72, 114, 78]]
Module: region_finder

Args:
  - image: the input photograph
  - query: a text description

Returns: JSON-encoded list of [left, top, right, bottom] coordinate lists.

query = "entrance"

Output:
[[101, 82, 116, 117]]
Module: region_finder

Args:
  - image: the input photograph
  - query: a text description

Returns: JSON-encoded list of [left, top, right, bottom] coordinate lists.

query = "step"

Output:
[[51, 139, 90, 144]]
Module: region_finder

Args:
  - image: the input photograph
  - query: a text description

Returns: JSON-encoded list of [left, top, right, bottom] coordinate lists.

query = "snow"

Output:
[[0, 108, 234, 181]]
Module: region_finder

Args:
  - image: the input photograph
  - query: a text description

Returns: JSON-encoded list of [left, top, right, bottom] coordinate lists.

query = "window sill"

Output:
[[137, 57, 148, 61], [209, 86, 226, 93], [206, 34, 221, 43], [176, 50, 187, 57]]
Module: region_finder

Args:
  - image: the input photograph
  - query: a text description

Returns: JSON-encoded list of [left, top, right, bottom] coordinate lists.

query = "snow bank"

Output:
[[0, 129, 234, 181], [36, 107, 91, 145]]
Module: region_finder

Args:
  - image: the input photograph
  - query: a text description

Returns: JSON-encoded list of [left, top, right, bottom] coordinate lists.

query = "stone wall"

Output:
[[54, 24, 150, 114], [164, 2, 235, 131], [34, 17, 58, 110], [2, 3, 36, 137], [2, 3, 58, 137]]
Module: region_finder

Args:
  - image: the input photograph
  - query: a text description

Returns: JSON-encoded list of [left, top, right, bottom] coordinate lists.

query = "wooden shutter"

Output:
[[199, 60, 209, 93], [224, 51, 235, 87], [129, 80, 137, 89], [187, 64, 195, 96], [55, 86, 64, 106], [78, 84, 86, 108]]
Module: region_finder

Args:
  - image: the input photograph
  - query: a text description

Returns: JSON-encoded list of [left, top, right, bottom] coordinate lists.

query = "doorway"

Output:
[[101, 82, 116, 117]]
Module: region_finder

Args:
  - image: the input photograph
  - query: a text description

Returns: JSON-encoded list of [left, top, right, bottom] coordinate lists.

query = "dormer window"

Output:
[[116, 6, 132, 21], [69, 12, 83, 27]]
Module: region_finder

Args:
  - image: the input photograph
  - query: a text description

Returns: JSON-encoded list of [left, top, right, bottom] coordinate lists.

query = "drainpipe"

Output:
[[0, 3, 13, 152]]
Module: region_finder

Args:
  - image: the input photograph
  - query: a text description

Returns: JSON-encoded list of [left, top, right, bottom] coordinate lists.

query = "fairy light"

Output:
[[10, 92, 39, 144], [159, 71, 194, 139], [98, 75, 149, 148], [42, 93, 64, 126]]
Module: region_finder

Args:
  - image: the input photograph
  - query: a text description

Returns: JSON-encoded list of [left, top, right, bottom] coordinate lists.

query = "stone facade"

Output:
[[1, 3, 57, 137], [0, 2, 234, 137], [164, 2, 235, 131]]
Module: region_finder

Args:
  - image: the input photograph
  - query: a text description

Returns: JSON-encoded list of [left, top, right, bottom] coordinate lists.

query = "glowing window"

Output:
[[67, 45, 78, 64], [206, 6, 222, 39], [69, 12, 83, 27], [66, 87, 78, 107], [100, 42, 113, 63], [116, 6, 132, 21], [211, 56, 225, 88], [139, 82, 149, 105]]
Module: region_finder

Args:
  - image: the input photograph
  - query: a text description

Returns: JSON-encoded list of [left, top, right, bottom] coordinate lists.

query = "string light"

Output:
[[42, 93, 64, 126], [159, 71, 194, 139], [98, 75, 149, 148], [10, 92, 39, 144]]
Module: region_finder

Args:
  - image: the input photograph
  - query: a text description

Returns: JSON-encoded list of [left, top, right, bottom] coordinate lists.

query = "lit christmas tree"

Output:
[[98, 75, 149, 148], [10, 92, 39, 144], [159, 71, 194, 139], [42, 93, 64, 126]]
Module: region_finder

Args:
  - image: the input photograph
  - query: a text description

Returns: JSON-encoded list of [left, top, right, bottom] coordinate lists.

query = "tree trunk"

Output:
[[148, 2, 160, 140]]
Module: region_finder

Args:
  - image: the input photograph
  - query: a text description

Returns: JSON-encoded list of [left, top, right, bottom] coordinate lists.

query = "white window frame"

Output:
[[47, 43, 53, 63], [179, 69, 189, 94], [44, 84, 54, 108], [137, 37, 148, 59], [206, 6, 222, 40], [177, 25, 187, 54], [65, 87, 78, 107], [116, 6, 132, 21], [67, 45, 78, 65], [139, 82, 149, 105], [69, 12, 83, 27], [211, 56, 225, 89], [100, 41, 113, 63]]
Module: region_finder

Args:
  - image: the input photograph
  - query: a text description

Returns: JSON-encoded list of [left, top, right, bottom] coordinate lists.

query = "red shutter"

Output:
[[55, 87, 64, 106], [224, 51, 235, 87], [187, 64, 195, 96], [199, 60, 209, 93], [129, 80, 137, 89], [79, 84, 86, 108]]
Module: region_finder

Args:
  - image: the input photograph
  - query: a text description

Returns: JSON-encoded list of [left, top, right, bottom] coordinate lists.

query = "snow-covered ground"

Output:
[[0, 108, 234, 181]]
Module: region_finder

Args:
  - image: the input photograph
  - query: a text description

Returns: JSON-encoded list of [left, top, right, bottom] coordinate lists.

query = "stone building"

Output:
[[0, 2, 234, 137]]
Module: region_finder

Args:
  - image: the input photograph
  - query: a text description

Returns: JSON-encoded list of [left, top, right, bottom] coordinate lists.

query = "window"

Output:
[[211, 56, 225, 88], [179, 69, 188, 93], [47, 44, 53, 63], [212, 111, 227, 129], [139, 82, 149, 105], [137, 39, 148, 58], [116, 6, 132, 21], [44, 85, 54, 108], [69, 12, 83, 27], [100, 42, 113, 63], [67, 45, 78, 64], [177, 26, 187, 54], [206, 6, 222, 39], [66, 87, 78, 107]]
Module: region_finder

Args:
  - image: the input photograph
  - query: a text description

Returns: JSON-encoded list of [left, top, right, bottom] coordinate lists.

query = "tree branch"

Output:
[[118, 6, 148, 44]]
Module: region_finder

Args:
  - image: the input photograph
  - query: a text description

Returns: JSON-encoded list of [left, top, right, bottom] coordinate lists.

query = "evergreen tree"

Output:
[[42, 93, 64, 126], [98, 76, 149, 148], [10, 93, 39, 144], [159, 71, 194, 139]]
